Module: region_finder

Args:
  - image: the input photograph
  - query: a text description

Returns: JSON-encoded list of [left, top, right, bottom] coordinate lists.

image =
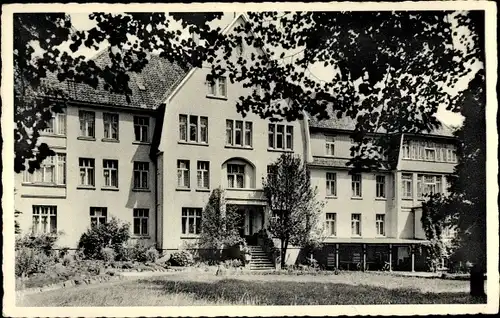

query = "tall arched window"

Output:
[[222, 158, 256, 189]]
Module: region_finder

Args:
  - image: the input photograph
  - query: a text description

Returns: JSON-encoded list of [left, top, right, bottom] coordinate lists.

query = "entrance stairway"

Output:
[[248, 245, 275, 270]]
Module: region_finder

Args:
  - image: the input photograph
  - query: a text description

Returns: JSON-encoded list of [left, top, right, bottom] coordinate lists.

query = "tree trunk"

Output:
[[470, 263, 486, 297], [281, 240, 288, 269]]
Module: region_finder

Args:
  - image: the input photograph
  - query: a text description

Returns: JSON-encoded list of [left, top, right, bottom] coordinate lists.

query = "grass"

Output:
[[17, 272, 486, 306]]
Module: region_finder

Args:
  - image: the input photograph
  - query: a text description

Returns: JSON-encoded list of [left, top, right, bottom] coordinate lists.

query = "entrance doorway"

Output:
[[235, 205, 265, 244]]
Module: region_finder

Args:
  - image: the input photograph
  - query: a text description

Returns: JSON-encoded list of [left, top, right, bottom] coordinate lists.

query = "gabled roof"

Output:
[[41, 51, 189, 109], [308, 107, 455, 138]]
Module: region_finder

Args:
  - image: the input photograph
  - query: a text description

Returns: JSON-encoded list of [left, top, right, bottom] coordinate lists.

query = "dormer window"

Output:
[[325, 135, 335, 156], [207, 76, 227, 98]]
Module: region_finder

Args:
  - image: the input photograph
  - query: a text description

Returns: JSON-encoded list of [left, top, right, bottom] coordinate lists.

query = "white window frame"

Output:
[[79, 158, 95, 187], [207, 76, 227, 98], [181, 208, 202, 235], [103, 113, 119, 140], [179, 114, 188, 142], [134, 116, 149, 142], [325, 213, 337, 237], [32, 205, 57, 234], [133, 161, 149, 190], [197, 161, 209, 189], [43, 111, 66, 136], [425, 148, 436, 161], [326, 172, 337, 197], [402, 143, 410, 159], [268, 123, 293, 150], [376, 214, 385, 236], [402, 173, 413, 199], [227, 164, 245, 189], [180, 114, 208, 144], [103, 159, 118, 188], [90, 207, 107, 228], [376, 175, 386, 198], [417, 174, 443, 198], [177, 160, 190, 188], [325, 135, 335, 156], [226, 119, 252, 147], [23, 154, 66, 185], [79, 110, 95, 138], [351, 213, 362, 236], [351, 174, 362, 198], [133, 208, 149, 236]]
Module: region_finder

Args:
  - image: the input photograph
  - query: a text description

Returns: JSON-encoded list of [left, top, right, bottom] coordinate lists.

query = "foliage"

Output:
[[14, 209, 22, 234], [128, 240, 159, 262], [145, 247, 160, 263], [199, 188, 244, 250], [222, 259, 243, 268], [100, 247, 117, 262], [263, 153, 324, 268], [77, 217, 130, 260], [421, 193, 457, 272], [15, 247, 53, 277], [15, 232, 60, 255], [169, 250, 195, 267]]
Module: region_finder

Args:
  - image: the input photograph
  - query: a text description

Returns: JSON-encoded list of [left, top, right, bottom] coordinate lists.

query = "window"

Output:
[[227, 164, 245, 188], [425, 148, 436, 161], [79, 158, 95, 186], [133, 209, 149, 236], [376, 175, 386, 198], [402, 142, 410, 159], [226, 119, 252, 147], [180, 114, 208, 144], [79, 110, 95, 138], [133, 162, 149, 189], [197, 161, 209, 189], [235, 42, 244, 56], [103, 113, 119, 140], [351, 174, 362, 197], [325, 136, 335, 156], [23, 154, 66, 185], [103, 159, 118, 188], [207, 76, 227, 97], [181, 208, 202, 235], [32, 206, 57, 234], [376, 214, 385, 236], [325, 213, 337, 236], [268, 123, 293, 150], [134, 116, 149, 142], [447, 149, 457, 163], [326, 172, 337, 197], [401, 173, 413, 198], [177, 160, 190, 188], [43, 111, 66, 135], [351, 214, 361, 236], [90, 207, 107, 228], [417, 174, 443, 198]]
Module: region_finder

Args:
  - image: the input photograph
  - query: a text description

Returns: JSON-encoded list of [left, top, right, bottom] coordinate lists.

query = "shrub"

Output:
[[15, 247, 52, 277], [169, 250, 194, 267], [101, 247, 116, 262], [223, 259, 243, 268], [115, 244, 134, 261], [128, 240, 156, 262], [61, 254, 73, 266], [78, 217, 130, 260], [145, 247, 159, 263], [15, 233, 59, 255]]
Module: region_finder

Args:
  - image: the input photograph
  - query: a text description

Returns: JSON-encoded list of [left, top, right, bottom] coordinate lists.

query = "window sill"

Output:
[[226, 187, 260, 191], [267, 148, 294, 153], [375, 197, 387, 201], [131, 236, 151, 239], [102, 138, 120, 143], [178, 141, 209, 147], [101, 187, 119, 191], [40, 133, 66, 139], [350, 236, 363, 238], [225, 145, 253, 150], [206, 94, 228, 101], [77, 185, 96, 190], [22, 183, 66, 188], [181, 235, 201, 239], [77, 136, 96, 141], [132, 141, 151, 145], [351, 197, 363, 200], [132, 188, 151, 192], [402, 197, 413, 201], [176, 188, 191, 192], [326, 196, 337, 199], [196, 188, 211, 193]]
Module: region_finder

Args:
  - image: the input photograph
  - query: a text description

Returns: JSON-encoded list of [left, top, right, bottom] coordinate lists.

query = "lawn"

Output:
[[17, 271, 485, 306]]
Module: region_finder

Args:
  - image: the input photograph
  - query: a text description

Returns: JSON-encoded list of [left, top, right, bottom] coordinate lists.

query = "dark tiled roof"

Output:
[[309, 156, 391, 170], [309, 108, 455, 138], [41, 51, 189, 109]]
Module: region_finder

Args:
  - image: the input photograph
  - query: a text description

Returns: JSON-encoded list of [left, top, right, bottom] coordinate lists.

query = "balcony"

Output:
[[224, 188, 266, 205]]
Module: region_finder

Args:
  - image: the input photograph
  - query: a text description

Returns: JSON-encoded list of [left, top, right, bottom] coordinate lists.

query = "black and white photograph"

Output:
[[2, 1, 498, 316]]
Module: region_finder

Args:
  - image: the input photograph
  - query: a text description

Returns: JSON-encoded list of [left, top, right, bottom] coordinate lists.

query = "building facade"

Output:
[[14, 14, 458, 271]]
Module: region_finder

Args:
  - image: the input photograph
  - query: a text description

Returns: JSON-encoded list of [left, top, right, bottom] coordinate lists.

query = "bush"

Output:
[[223, 259, 243, 268], [61, 254, 73, 266], [169, 250, 194, 267], [78, 217, 130, 260], [15, 247, 52, 277], [101, 247, 116, 262], [15, 233, 59, 255], [128, 240, 156, 262], [115, 245, 134, 261], [145, 247, 159, 263]]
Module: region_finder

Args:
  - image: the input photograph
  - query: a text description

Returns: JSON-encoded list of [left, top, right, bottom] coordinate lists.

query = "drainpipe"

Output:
[[302, 111, 314, 164]]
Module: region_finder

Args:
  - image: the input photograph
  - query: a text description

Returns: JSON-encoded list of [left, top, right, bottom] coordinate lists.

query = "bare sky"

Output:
[[65, 12, 478, 127]]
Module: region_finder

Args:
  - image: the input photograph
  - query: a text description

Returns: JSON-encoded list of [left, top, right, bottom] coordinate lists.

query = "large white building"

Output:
[[15, 14, 458, 271]]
